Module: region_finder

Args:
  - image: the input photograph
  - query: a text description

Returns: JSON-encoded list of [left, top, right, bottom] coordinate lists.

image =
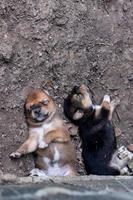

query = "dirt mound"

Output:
[[0, 0, 133, 176]]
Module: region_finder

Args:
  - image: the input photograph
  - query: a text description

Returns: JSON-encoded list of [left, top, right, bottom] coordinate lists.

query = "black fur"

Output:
[[64, 92, 120, 175]]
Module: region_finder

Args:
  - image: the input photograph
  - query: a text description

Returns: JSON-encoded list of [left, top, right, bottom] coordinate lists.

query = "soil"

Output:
[[0, 0, 133, 176]]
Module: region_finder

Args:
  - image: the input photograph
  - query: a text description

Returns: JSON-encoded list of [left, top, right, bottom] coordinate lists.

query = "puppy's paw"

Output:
[[10, 152, 21, 159], [101, 95, 111, 111], [38, 141, 48, 149], [103, 95, 111, 103]]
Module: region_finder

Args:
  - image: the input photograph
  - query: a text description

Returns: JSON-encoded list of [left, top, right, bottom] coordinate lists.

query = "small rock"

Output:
[[32, 176, 50, 183], [1, 174, 17, 183], [127, 75, 133, 82], [0, 170, 3, 175], [55, 17, 68, 26], [124, 48, 133, 61], [115, 127, 122, 137], [123, 3, 128, 12], [54, 85, 59, 89], [18, 177, 33, 184], [0, 34, 15, 62], [19, 161, 24, 169], [38, 51, 43, 57]]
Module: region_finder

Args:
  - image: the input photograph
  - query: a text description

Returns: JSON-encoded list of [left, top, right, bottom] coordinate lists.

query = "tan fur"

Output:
[[16, 135, 38, 155], [35, 142, 76, 171], [74, 84, 92, 109], [44, 128, 70, 144], [95, 101, 110, 119], [10, 90, 77, 176], [101, 101, 110, 111], [94, 106, 102, 119]]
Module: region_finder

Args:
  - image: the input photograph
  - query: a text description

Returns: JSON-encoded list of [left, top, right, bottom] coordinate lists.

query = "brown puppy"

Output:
[[10, 90, 77, 176]]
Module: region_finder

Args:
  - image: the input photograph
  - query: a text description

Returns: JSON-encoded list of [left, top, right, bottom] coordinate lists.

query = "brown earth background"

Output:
[[0, 0, 133, 176]]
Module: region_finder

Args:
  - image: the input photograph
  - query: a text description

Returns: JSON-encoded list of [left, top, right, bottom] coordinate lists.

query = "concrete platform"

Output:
[[0, 175, 133, 200]]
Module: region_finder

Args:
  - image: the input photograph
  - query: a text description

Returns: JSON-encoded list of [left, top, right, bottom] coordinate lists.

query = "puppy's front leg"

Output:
[[95, 95, 111, 119], [10, 135, 38, 158], [45, 129, 70, 144]]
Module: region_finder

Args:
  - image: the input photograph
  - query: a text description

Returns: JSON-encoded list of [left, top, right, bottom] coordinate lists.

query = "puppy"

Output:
[[10, 90, 77, 177], [64, 85, 133, 175]]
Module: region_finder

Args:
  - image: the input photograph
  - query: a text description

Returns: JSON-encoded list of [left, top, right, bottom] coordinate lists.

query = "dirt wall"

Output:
[[0, 0, 133, 176]]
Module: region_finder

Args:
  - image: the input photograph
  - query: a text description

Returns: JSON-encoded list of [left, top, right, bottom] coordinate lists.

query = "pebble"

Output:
[[115, 127, 122, 137], [127, 75, 133, 82], [123, 3, 128, 12]]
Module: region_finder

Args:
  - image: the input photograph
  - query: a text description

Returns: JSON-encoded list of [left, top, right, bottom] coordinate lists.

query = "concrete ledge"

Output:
[[0, 174, 133, 184], [0, 174, 133, 200]]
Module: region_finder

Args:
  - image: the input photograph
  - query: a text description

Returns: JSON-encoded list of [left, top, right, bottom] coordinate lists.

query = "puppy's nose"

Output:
[[34, 107, 41, 115], [88, 105, 93, 111]]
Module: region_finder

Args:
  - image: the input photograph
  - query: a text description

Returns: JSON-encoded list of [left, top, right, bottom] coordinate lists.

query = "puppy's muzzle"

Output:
[[31, 105, 49, 122], [33, 106, 41, 116], [71, 94, 84, 108]]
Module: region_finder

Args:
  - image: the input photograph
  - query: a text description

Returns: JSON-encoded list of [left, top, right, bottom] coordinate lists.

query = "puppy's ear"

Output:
[[73, 109, 84, 120]]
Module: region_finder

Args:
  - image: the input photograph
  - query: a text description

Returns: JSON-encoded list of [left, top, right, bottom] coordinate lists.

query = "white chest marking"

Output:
[[42, 122, 54, 131], [93, 105, 101, 110], [43, 157, 50, 165], [30, 122, 54, 148], [53, 147, 60, 162]]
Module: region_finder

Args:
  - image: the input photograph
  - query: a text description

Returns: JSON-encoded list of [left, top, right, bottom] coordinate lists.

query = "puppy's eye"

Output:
[[26, 107, 31, 113], [41, 99, 49, 105]]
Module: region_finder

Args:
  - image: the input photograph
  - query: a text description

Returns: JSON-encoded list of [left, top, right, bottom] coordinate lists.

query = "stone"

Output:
[[0, 176, 133, 200], [0, 174, 17, 184], [115, 127, 122, 137]]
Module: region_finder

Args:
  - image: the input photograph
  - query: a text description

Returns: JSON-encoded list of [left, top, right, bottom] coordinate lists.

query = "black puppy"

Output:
[[64, 85, 121, 175]]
